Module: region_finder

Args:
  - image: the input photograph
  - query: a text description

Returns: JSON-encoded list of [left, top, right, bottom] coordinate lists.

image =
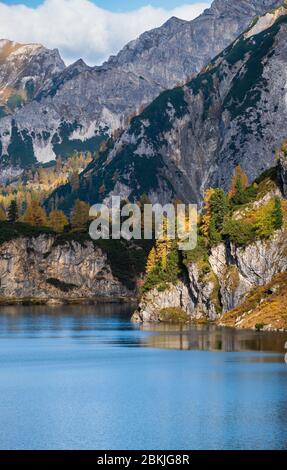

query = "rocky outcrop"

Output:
[[132, 229, 287, 322], [0, 0, 282, 169], [132, 281, 193, 323], [0, 235, 132, 302]]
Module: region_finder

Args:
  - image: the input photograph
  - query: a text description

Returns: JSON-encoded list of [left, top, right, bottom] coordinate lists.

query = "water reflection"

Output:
[[0, 305, 286, 355], [0, 304, 287, 450], [139, 322, 287, 354]]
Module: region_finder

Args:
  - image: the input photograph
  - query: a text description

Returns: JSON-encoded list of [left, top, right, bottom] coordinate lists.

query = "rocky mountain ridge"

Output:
[[0, 0, 282, 171], [51, 3, 287, 211]]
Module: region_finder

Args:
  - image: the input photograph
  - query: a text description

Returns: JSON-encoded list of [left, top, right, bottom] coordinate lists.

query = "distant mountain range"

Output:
[[0, 0, 282, 176], [47, 2, 287, 211]]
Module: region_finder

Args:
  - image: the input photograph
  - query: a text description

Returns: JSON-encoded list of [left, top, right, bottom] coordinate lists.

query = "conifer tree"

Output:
[[155, 217, 172, 271], [23, 200, 47, 227], [229, 165, 249, 204], [146, 247, 157, 274], [71, 200, 90, 230], [255, 207, 274, 238], [209, 216, 222, 246], [209, 189, 229, 233], [201, 188, 215, 238], [8, 200, 18, 223], [272, 196, 283, 230], [48, 210, 68, 233], [164, 239, 181, 283]]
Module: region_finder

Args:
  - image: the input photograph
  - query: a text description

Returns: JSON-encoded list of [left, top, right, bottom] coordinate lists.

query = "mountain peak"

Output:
[[0, 38, 43, 51], [162, 16, 188, 27], [0, 38, 43, 64], [0, 38, 65, 110], [70, 58, 89, 69]]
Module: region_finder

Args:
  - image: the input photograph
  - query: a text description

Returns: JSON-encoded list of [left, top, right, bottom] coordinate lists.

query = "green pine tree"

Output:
[[209, 216, 222, 246], [209, 189, 230, 233], [272, 196, 283, 230], [8, 200, 18, 223], [165, 240, 182, 283]]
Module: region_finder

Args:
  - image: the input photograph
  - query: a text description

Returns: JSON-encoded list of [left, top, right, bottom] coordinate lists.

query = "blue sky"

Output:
[[1, 0, 203, 11], [0, 0, 210, 64]]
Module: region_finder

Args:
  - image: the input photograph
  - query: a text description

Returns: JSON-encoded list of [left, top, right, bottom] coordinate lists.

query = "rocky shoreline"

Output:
[[0, 296, 136, 306]]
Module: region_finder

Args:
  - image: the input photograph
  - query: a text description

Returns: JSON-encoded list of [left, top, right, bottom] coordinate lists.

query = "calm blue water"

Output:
[[0, 304, 286, 450]]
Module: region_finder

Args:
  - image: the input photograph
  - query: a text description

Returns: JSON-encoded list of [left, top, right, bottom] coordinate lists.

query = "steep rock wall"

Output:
[[0, 235, 132, 302]]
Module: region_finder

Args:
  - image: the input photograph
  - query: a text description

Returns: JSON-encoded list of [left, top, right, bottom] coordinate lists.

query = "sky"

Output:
[[0, 0, 211, 64]]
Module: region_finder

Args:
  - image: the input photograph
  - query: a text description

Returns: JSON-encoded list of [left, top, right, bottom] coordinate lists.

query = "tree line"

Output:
[[0, 198, 90, 233]]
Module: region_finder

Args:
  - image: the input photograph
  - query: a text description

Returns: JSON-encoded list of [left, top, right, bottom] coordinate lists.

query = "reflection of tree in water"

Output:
[[1, 306, 287, 355], [140, 323, 287, 354]]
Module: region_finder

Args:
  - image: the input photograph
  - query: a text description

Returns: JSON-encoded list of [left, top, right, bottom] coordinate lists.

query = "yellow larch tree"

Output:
[[48, 210, 68, 233]]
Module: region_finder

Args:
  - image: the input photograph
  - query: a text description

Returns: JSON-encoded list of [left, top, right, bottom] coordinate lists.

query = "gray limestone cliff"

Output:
[[0, 235, 132, 302]]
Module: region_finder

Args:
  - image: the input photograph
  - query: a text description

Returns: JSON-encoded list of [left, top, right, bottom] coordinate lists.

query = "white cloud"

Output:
[[0, 0, 210, 65]]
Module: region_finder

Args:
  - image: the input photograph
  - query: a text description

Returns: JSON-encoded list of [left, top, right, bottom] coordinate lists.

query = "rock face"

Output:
[[55, 4, 287, 210], [209, 231, 287, 312], [0, 0, 282, 169], [132, 229, 287, 322], [133, 281, 194, 323], [104, 0, 282, 90], [0, 39, 65, 111], [0, 235, 132, 301]]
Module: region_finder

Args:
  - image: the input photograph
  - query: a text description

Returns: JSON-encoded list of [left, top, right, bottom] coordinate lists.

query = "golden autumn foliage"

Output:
[[71, 200, 90, 230], [228, 165, 249, 199], [146, 247, 157, 274], [155, 217, 173, 271], [48, 210, 68, 233], [200, 188, 215, 238], [22, 200, 48, 227], [0, 152, 92, 215], [143, 213, 182, 293], [242, 197, 286, 237], [0, 207, 7, 221]]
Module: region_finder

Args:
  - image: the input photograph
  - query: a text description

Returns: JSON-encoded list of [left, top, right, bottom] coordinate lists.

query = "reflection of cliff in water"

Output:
[[140, 324, 287, 354]]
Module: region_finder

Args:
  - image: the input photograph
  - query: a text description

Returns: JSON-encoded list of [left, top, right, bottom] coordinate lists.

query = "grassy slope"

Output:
[[219, 272, 287, 330]]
